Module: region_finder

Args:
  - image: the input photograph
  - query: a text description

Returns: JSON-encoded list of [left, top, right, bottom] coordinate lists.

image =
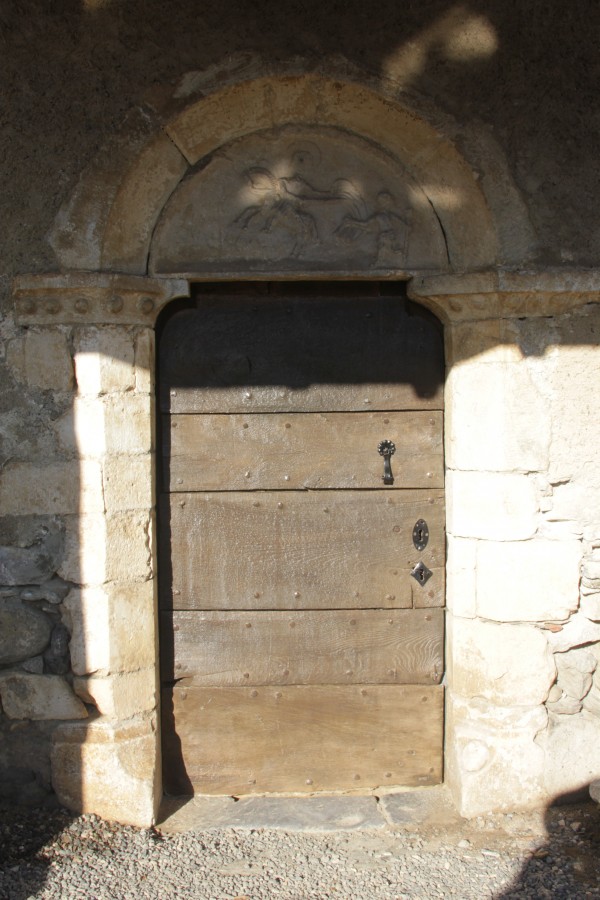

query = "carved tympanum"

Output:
[[232, 166, 411, 263], [149, 128, 448, 274]]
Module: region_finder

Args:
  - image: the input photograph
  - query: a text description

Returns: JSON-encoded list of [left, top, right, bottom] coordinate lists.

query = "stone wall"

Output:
[[3, 2, 600, 291], [413, 279, 600, 816], [0, 308, 159, 818], [2, 273, 598, 825], [3, 2, 600, 824]]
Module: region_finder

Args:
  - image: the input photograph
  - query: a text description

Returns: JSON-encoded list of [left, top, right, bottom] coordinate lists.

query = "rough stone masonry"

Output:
[[1, 2, 600, 824]]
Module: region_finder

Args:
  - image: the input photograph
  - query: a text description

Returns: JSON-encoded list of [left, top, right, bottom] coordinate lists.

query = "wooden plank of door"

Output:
[[159, 296, 444, 415], [161, 608, 443, 684], [160, 490, 445, 610], [164, 411, 443, 492], [161, 683, 443, 795]]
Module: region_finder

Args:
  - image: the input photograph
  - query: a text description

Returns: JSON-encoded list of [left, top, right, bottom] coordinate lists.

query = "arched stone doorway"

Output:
[[16, 67, 584, 826]]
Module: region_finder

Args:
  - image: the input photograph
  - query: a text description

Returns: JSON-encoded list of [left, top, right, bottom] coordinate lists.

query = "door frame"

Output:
[[155, 280, 447, 797]]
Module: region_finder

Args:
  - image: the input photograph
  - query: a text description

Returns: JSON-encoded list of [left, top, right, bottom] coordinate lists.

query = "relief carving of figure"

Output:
[[231, 164, 411, 264], [336, 191, 412, 262], [232, 167, 367, 257]]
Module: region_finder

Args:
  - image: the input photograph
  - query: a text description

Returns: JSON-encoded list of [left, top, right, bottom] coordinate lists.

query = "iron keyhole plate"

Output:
[[412, 519, 429, 551], [411, 561, 433, 587]]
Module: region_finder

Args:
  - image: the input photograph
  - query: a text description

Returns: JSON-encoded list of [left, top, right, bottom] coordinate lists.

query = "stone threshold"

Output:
[[157, 786, 463, 834]]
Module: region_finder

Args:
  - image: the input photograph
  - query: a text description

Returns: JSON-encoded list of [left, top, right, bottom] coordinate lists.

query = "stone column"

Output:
[[411, 271, 600, 816], [10, 274, 186, 826]]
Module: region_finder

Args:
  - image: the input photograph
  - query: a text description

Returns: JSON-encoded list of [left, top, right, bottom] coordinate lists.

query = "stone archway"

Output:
[[47, 71, 515, 278], [14, 68, 596, 826]]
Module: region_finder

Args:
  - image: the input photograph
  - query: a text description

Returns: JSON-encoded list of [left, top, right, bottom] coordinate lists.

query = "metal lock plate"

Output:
[[412, 519, 429, 551], [411, 561, 433, 587]]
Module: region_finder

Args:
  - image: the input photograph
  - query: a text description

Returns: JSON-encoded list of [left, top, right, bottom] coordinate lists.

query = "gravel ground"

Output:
[[1, 799, 599, 899]]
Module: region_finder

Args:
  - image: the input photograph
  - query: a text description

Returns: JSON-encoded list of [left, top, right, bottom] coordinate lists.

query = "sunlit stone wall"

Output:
[[1, 273, 598, 825]]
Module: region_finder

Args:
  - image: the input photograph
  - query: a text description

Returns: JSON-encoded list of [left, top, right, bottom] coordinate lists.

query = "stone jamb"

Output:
[[10, 271, 600, 824]]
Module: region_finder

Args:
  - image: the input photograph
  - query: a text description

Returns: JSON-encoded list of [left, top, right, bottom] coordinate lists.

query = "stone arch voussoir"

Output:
[[49, 71, 516, 277]]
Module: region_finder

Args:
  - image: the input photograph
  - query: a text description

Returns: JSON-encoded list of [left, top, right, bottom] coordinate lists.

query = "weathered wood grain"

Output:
[[159, 490, 445, 610], [158, 295, 444, 414], [164, 411, 443, 491], [161, 683, 444, 795], [161, 608, 443, 684]]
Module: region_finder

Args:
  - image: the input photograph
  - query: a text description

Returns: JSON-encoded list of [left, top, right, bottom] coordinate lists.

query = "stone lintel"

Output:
[[409, 268, 600, 322], [14, 269, 600, 328], [13, 274, 189, 326]]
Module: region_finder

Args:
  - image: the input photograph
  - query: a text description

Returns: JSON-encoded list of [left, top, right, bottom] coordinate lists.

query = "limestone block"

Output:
[[62, 587, 109, 676], [44, 623, 71, 675], [0, 460, 103, 517], [0, 673, 88, 720], [51, 716, 159, 827], [104, 394, 153, 455], [105, 511, 153, 582], [546, 695, 582, 715], [538, 519, 583, 541], [57, 394, 153, 458], [63, 581, 156, 676], [445, 693, 548, 815], [134, 329, 154, 395], [55, 397, 105, 459], [0, 517, 64, 581], [533, 338, 600, 487], [540, 713, 600, 798], [583, 676, 600, 716], [20, 577, 70, 605], [445, 536, 477, 618], [102, 455, 154, 512], [447, 616, 556, 706], [73, 668, 156, 718], [550, 482, 600, 540], [21, 656, 44, 674], [101, 131, 189, 273], [445, 361, 550, 472], [0, 546, 56, 587], [73, 327, 135, 395], [59, 515, 107, 585], [107, 581, 157, 674], [545, 612, 600, 652], [556, 645, 597, 675], [7, 329, 74, 392], [547, 683, 563, 703], [0, 601, 52, 665], [446, 471, 537, 540], [446, 319, 524, 366], [476, 539, 581, 622], [582, 593, 600, 622], [582, 552, 600, 589]]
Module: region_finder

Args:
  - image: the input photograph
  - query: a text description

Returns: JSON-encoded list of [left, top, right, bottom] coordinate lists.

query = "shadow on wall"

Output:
[[0, 0, 599, 865], [0, 321, 156, 816], [3, 0, 600, 280]]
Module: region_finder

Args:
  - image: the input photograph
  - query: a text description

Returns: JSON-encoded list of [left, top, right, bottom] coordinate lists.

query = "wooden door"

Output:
[[158, 284, 445, 796]]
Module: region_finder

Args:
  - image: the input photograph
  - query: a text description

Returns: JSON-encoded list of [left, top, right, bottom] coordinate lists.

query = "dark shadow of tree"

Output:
[[0, 801, 75, 900], [497, 794, 600, 899]]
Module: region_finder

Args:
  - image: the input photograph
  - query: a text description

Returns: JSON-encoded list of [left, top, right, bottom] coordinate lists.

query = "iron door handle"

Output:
[[377, 440, 396, 485]]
